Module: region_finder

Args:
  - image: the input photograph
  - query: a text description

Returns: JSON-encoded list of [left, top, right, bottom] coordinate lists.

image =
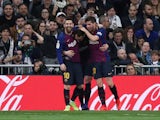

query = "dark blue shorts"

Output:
[[92, 62, 108, 79], [63, 60, 83, 85], [83, 63, 93, 77], [106, 61, 114, 77]]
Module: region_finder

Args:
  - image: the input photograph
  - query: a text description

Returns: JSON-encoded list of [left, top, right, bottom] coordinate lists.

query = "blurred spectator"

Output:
[[67, 0, 85, 15], [136, 41, 152, 65], [115, 48, 132, 65], [136, 36, 145, 52], [99, 15, 112, 41], [124, 26, 137, 54], [82, 3, 99, 23], [150, 0, 160, 22], [41, 19, 59, 64], [142, 0, 160, 32], [29, 0, 42, 15], [18, 3, 36, 23], [53, 0, 66, 11], [86, 0, 106, 16], [109, 28, 126, 61], [19, 34, 35, 64], [0, 0, 4, 15], [12, 49, 30, 74], [40, 8, 51, 23], [30, 59, 49, 75], [0, 2, 16, 28], [135, 18, 159, 50], [73, 11, 82, 25], [63, 4, 75, 19], [11, 0, 23, 15], [0, 25, 15, 74], [106, 4, 122, 30], [0, 25, 15, 65], [129, 0, 143, 16], [32, 0, 54, 18], [55, 11, 66, 31], [114, 48, 132, 74], [19, 31, 43, 64], [10, 14, 26, 47], [150, 50, 160, 75], [128, 52, 143, 66], [37, 21, 46, 36], [121, 5, 143, 31], [126, 64, 138, 75], [23, 23, 44, 45], [108, 2, 128, 18]]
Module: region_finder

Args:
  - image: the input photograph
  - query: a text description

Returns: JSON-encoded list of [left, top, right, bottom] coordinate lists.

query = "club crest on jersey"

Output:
[[68, 40, 77, 47]]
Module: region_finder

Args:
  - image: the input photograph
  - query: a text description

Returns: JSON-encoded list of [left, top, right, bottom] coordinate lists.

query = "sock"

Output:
[[71, 87, 79, 101], [98, 87, 106, 105], [85, 83, 91, 105], [78, 88, 84, 105], [109, 85, 119, 100], [64, 89, 70, 105]]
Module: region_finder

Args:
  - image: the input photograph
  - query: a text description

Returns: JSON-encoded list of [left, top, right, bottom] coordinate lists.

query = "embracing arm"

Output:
[[79, 27, 99, 41]]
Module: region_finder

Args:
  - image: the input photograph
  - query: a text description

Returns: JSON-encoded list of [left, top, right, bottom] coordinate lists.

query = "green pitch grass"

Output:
[[0, 111, 159, 120]]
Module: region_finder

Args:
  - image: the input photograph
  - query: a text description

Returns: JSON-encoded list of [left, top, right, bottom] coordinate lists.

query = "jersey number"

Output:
[[63, 72, 70, 79]]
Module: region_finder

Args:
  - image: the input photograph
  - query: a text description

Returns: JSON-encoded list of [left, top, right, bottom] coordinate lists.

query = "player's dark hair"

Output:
[[85, 16, 96, 23], [73, 29, 85, 37]]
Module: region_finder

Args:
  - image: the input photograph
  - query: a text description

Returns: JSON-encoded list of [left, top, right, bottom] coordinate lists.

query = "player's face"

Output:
[[64, 20, 74, 33], [85, 21, 96, 32]]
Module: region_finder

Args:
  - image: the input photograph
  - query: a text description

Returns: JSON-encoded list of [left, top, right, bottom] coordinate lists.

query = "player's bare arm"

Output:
[[79, 26, 99, 41], [63, 50, 75, 58], [99, 43, 109, 52]]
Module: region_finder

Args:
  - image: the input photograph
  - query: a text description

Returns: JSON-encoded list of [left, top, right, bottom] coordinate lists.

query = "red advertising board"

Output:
[[0, 75, 160, 111]]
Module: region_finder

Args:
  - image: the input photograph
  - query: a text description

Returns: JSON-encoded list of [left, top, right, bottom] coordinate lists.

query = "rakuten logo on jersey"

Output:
[[0, 76, 29, 111]]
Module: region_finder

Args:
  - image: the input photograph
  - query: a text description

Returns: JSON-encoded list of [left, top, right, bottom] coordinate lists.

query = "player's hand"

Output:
[[60, 64, 66, 71], [98, 24, 103, 28], [99, 44, 109, 51], [79, 26, 86, 32], [64, 50, 75, 58]]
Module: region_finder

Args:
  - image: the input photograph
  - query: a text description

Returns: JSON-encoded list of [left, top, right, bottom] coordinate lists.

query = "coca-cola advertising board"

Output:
[[0, 75, 160, 111]]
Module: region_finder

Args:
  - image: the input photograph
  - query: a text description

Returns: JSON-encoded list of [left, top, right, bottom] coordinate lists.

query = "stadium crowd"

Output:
[[0, 0, 160, 75]]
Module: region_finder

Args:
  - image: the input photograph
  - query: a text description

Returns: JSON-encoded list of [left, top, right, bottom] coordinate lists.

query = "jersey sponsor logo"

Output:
[[56, 40, 60, 49], [68, 40, 77, 48], [89, 40, 99, 45], [97, 32, 102, 36]]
